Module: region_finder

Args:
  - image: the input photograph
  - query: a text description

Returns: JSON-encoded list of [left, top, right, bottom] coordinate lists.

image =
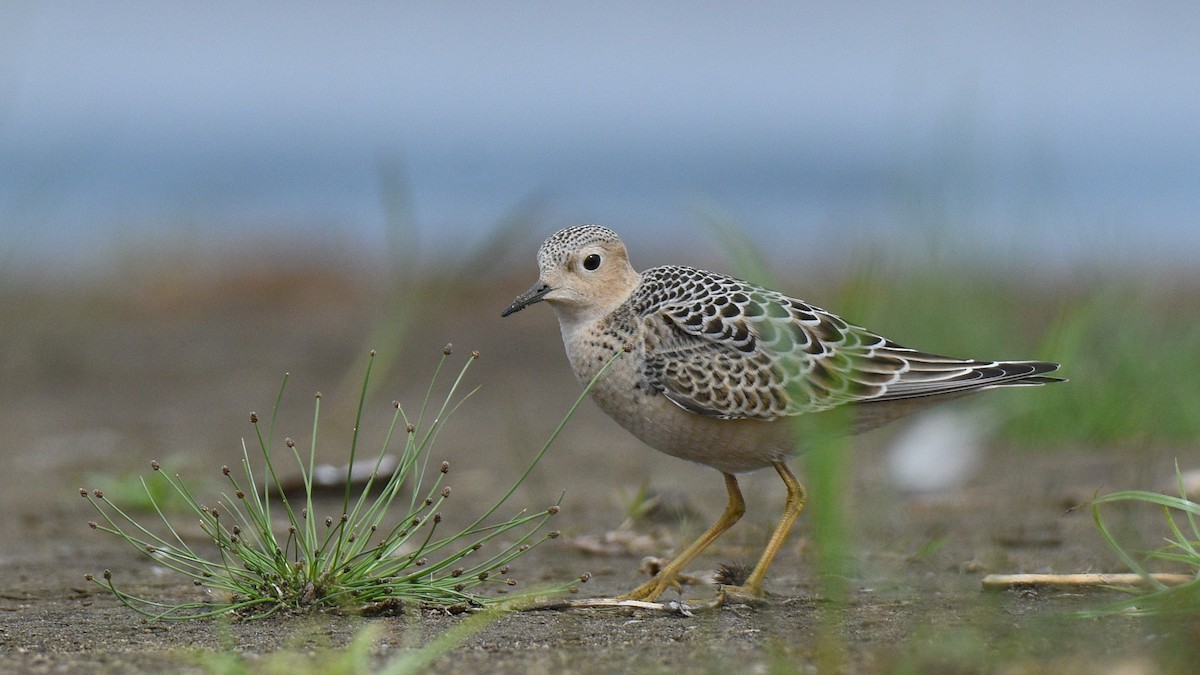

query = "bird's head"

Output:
[[501, 225, 640, 325]]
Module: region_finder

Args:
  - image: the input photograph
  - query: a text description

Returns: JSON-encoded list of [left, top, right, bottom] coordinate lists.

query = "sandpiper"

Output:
[[502, 225, 1062, 602]]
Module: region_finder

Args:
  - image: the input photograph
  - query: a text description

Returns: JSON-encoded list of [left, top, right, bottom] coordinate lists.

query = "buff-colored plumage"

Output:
[[502, 225, 1062, 603]]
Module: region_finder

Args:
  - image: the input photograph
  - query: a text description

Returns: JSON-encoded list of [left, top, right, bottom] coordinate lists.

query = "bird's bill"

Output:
[[501, 281, 553, 317]]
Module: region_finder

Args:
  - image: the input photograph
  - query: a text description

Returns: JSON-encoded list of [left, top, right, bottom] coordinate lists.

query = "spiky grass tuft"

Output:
[[82, 346, 614, 620]]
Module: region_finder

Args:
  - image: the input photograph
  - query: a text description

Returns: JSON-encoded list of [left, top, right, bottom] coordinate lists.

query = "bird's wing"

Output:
[[634, 266, 1059, 421]]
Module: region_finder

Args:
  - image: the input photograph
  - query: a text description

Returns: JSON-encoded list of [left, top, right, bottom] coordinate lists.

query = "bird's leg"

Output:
[[722, 460, 807, 601], [618, 472, 746, 602]]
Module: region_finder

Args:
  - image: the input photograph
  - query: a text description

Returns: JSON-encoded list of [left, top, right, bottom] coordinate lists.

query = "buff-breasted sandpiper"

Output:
[[502, 225, 1063, 603]]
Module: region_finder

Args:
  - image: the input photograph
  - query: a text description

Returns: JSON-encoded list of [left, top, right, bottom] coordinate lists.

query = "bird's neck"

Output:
[[554, 304, 637, 386]]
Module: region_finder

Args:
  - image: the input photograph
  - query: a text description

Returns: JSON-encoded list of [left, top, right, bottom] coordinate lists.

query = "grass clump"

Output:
[[81, 345, 607, 620], [1085, 466, 1200, 617]]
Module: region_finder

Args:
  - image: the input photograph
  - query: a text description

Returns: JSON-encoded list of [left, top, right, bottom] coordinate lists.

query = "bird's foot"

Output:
[[717, 583, 769, 606], [616, 573, 681, 602]]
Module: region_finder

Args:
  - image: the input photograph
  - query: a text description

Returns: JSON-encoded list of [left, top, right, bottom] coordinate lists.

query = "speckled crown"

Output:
[[536, 225, 623, 270]]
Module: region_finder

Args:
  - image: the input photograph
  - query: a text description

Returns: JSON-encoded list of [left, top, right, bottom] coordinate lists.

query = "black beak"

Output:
[[501, 281, 552, 317]]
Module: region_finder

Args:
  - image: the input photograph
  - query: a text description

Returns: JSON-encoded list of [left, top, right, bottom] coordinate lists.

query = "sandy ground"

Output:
[[1, 265, 1196, 673]]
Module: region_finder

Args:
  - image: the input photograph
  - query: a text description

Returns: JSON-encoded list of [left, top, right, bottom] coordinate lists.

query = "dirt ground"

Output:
[[1, 264, 1196, 673]]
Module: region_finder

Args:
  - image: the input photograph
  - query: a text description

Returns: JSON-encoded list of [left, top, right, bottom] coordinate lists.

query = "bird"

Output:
[[501, 225, 1063, 603]]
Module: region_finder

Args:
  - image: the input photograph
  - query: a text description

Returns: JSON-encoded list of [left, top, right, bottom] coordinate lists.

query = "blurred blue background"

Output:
[[1, 1, 1196, 276]]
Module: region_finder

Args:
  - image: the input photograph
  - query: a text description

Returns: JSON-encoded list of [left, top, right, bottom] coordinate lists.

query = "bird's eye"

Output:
[[582, 254, 602, 271]]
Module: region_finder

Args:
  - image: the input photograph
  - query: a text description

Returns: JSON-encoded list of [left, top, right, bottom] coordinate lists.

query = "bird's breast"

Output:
[[559, 318, 792, 473]]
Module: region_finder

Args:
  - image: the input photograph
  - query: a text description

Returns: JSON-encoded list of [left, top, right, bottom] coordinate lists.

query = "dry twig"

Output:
[[981, 573, 1194, 591]]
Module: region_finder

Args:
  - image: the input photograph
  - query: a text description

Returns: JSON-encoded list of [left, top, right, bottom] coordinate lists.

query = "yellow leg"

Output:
[[618, 472, 746, 601], [724, 460, 807, 599]]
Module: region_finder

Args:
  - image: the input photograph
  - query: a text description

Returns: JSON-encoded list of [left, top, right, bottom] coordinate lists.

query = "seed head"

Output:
[[450, 568, 463, 577], [470, 350, 480, 359], [506, 578, 517, 586], [235, 490, 245, 499], [714, 562, 751, 586], [285, 438, 295, 448], [79, 488, 87, 497], [454, 583, 465, 592], [393, 400, 400, 410], [440, 461, 450, 474], [415, 557, 428, 566], [88, 521, 97, 529], [579, 572, 592, 583], [547, 505, 560, 514], [406, 423, 415, 433], [325, 516, 333, 527], [249, 412, 259, 424], [232, 525, 240, 534], [103, 569, 112, 580], [424, 497, 434, 506], [369, 349, 377, 357], [477, 571, 488, 581], [433, 513, 442, 524], [410, 517, 421, 527], [499, 566, 509, 575], [84, 573, 94, 581], [442, 343, 453, 355], [471, 543, 482, 552], [547, 530, 560, 539], [92, 489, 104, 499], [340, 514, 348, 523], [441, 487, 452, 498], [150, 460, 161, 471]]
